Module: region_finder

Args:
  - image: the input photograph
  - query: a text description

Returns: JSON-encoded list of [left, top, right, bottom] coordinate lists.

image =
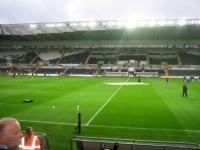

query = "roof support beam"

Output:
[[183, 26, 197, 40], [2, 26, 21, 41], [18, 26, 46, 41], [87, 27, 99, 41], [2, 25, 36, 41], [168, 26, 179, 41], [67, 25, 85, 40], [103, 26, 113, 40], [36, 27, 59, 41], [153, 27, 160, 39], [51, 28, 72, 40], [0, 25, 7, 40]]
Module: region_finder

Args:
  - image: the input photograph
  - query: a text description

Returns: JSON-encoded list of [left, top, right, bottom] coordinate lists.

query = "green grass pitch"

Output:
[[0, 75, 200, 149]]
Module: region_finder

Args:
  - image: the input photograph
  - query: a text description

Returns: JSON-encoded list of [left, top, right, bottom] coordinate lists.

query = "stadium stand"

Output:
[[149, 52, 178, 65], [168, 70, 199, 76], [0, 48, 199, 78], [88, 51, 117, 64], [60, 51, 89, 64], [1, 19, 200, 149], [179, 51, 200, 65], [39, 51, 62, 61], [35, 68, 65, 75], [65, 68, 97, 75]]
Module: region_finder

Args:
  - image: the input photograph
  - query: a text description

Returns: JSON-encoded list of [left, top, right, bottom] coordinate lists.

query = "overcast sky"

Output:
[[0, 0, 200, 24]]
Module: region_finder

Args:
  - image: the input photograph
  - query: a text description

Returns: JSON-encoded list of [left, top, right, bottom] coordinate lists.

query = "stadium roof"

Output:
[[0, 19, 200, 43]]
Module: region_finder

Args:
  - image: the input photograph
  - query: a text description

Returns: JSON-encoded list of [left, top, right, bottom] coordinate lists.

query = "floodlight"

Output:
[[73, 23, 78, 26], [197, 20, 200, 24], [166, 20, 175, 25], [116, 21, 125, 27], [88, 22, 96, 27], [69, 23, 77, 26], [102, 21, 107, 25], [80, 22, 87, 26], [30, 24, 36, 28], [108, 21, 115, 26], [188, 20, 195, 25], [177, 20, 187, 25], [147, 20, 156, 26], [50, 24, 55, 27], [57, 23, 63, 27], [157, 20, 166, 26], [125, 20, 137, 28]]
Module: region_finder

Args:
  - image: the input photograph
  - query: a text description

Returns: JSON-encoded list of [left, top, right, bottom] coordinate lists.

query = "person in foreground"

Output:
[[0, 117, 23, 150], [18, 127, 40, 150]]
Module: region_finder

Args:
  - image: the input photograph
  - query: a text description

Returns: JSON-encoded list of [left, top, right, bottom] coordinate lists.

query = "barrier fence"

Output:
[[71, 136, 200, 150]]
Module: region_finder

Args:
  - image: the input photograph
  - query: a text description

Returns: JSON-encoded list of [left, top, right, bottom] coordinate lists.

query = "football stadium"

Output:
[[0, 19, 200, 150]]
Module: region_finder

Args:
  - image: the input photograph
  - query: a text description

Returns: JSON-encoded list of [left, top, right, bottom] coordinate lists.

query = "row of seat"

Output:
[[1, 50, 200, 65]]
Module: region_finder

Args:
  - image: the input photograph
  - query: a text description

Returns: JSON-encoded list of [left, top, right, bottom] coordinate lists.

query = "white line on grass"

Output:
[[85, 78, 130, 126], [86, 124, 200, 133], [18, 119, 76, 126], [18, 119, 200, 134]]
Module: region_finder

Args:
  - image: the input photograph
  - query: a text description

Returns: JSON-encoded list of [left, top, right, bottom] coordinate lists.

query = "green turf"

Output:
[[0, 75, 200, 149]]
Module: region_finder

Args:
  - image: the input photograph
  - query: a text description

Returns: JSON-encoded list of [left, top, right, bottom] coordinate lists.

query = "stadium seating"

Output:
[[0, 49, 200, 77], [179, 52, 200, 65]]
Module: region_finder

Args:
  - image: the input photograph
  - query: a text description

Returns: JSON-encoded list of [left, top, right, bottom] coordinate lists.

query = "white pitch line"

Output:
[[18, 119, 200, 134], [86, 78, 130, 126], [18, 119, 76, 126], [87, 124, 200, 133]]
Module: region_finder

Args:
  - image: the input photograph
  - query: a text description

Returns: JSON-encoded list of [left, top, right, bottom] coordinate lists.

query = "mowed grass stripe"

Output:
[[89, 78, 183, 130], [86, 78, 130, 125], [150, 78, 200, 131], [2, 76, 127, 123], [18, 119, 200, 134], [1, 76, 200, 149]]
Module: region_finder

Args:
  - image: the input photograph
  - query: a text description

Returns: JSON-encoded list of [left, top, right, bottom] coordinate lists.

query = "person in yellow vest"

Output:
[[18, 127, 40, 150]]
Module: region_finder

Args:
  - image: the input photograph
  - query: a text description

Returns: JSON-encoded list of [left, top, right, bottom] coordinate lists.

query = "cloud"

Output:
[[0, 0, 200, 24]]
